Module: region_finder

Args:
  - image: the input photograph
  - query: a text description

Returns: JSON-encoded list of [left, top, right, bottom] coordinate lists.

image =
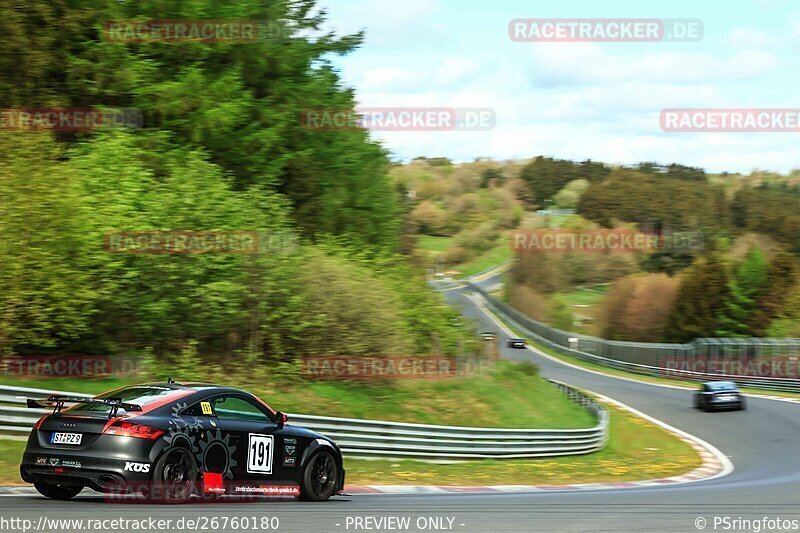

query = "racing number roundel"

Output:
[[247, 434, 273, 474]]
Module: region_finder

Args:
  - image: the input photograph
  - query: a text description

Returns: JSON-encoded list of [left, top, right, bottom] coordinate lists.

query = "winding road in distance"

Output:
[[1, 278, 799, 532]]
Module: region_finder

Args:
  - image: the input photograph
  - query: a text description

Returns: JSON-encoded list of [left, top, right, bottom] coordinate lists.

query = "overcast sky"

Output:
[[318, 0, 800, 173]]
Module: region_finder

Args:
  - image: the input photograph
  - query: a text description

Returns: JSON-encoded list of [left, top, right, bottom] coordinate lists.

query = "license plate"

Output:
[[51, 432, 82, 445]]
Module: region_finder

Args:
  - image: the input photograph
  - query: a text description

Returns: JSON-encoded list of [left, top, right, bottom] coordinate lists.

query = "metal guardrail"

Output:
[[0, 382, 608, 460], [470, 284, 800, 393]]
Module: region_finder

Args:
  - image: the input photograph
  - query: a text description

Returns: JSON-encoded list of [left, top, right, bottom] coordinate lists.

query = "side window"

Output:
[[702, 384, 709, 393], [213, 395, 273, 423], [183, 400, 216, 417]]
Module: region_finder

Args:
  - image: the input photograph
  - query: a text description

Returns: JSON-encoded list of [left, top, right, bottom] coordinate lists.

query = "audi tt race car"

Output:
[[692, 380, 746, 412], [20, 381, 344, 503]]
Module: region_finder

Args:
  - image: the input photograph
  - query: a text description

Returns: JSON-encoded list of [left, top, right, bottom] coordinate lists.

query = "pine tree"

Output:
[[715, 247, 769, 337], [666, 254, 730, 341]]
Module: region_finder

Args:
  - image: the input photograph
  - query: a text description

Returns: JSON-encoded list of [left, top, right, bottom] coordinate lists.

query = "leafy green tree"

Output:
[[0, 133, 98, 355], [0, 0, 398, 248], [666, 254, 730, 341], [715, 247, 769, 337]]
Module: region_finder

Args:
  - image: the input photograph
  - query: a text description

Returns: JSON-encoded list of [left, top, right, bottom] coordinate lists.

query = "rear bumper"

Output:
[[20, 430, 161, 492], [708, 400, 744, 410]]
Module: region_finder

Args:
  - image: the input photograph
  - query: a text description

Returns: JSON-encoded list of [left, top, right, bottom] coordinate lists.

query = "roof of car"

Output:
[[136, 382, 244, 393]]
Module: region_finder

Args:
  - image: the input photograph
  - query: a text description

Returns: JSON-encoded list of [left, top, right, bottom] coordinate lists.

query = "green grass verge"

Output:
[[0, 389, 700, 487], [343, 399, 701, 485], [557, 286, 607, 307], [0, 361, 593, 429], [453, 240, 512, 279], [415, 233, 511, 279], [417, 235, 454, 254]]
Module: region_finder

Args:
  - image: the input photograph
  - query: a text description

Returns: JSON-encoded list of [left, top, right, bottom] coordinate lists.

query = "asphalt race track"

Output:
[[1, 283, 799, 532]]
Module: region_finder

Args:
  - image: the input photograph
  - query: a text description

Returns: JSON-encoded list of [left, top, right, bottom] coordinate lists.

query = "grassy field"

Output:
[[0, 395, 700, 486], [0, 361, 594, 430], [345, 399, 700, 485], [416, 234, 511, 279], [454, 239, 512, 278], [417, 235, 454, 254], [557, 285, 608, 307]]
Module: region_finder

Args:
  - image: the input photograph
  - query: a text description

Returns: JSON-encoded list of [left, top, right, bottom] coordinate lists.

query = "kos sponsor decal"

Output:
[[124, 461, 151, 473], [316, 439, 333, 447]]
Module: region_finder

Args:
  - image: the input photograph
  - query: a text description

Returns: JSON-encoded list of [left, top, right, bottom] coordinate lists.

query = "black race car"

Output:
[[693, 381, 746, 412], [506, 338, 526, 349], [20, 382, 344, 503]]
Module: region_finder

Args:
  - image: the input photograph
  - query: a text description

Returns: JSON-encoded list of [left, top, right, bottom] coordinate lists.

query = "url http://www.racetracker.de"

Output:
[[0, 515, 280, 532]]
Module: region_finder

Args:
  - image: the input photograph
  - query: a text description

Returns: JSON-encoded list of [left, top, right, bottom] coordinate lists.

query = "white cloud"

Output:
[[360, 68, 418, 91], [528, 44, 778, 86], [435, 57, 479, 86], [725, 27, 774, 48]]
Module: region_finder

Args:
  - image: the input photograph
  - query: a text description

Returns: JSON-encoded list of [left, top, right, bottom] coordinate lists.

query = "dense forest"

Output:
[[0, 0, 469, 373], [3, 1, 800, 373], [394, 155, 800, 343]]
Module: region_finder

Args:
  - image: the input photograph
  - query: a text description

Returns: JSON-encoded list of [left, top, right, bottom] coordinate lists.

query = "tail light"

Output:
[[103, 420, 163, 440]]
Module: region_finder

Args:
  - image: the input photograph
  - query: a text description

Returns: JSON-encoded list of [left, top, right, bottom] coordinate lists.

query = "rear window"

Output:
[[68, 386, 190, 414], [707, 382, 737, 392]]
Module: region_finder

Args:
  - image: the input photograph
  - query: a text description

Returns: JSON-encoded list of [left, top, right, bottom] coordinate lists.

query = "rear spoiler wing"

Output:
[[26, 396, 143, 418]]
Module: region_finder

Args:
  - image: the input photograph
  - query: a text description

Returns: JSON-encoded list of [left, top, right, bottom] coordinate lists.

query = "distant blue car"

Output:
[[693, 381, 746, 412]]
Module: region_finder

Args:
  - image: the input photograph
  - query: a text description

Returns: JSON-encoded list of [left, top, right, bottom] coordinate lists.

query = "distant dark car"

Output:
[[21, 382, 344, 503], [693, 381, 746, 412], [506, 338, 526, 349]]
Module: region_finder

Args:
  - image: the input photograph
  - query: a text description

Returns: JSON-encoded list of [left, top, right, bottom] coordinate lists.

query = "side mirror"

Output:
[[275, 411, 288, 429]]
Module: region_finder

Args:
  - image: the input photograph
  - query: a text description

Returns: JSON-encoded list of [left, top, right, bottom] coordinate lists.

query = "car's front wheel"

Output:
[[151, 447, 199, 504], [300, 451, 338, 501], [34, 481, 82, 500]]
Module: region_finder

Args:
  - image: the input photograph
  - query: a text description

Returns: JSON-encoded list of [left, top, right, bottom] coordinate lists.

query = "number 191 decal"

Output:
[[247, 434, 274, 474]]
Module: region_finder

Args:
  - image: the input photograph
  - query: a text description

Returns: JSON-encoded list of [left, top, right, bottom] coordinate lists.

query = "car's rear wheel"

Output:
[[34, 481, 82, 500], [152, 447, 198, 504], [739, 397, 747, 411], [300, 451, 338, 502]]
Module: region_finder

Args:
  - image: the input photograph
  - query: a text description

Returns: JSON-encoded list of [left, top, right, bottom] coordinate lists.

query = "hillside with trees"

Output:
[[0, 0, 468, 370]]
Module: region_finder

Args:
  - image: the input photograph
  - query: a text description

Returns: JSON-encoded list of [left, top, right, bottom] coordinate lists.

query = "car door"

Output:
[[210, 394, 293, 486]]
